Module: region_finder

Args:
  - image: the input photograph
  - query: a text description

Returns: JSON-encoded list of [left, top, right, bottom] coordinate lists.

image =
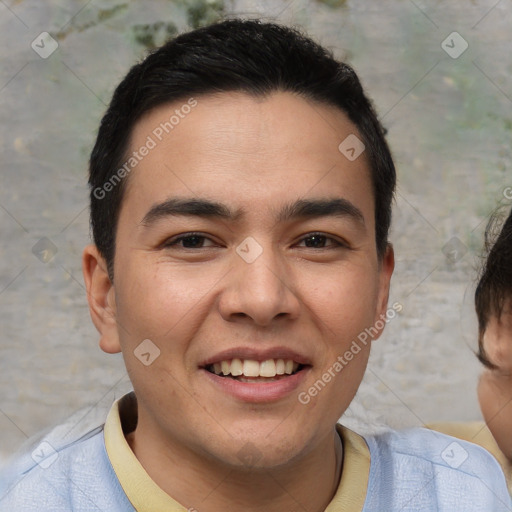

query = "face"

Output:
[[478, 303, 512, 460], [84, 91, 394, 469]]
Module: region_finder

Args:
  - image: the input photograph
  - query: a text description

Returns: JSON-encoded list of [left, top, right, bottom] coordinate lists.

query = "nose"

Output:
[[218, 241, 301, 327]]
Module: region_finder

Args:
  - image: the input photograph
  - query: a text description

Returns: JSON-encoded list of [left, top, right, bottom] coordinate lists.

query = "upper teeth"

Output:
[[210, 359, 299, 378]]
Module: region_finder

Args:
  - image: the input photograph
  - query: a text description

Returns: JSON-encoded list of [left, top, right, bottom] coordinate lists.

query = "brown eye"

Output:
[[163, 233, 216, 249], [297, 233, 346, 249], [304, 235, 329, 248]]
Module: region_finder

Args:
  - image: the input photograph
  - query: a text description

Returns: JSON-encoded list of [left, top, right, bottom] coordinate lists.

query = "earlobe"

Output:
[[82, 245, 122, 354]]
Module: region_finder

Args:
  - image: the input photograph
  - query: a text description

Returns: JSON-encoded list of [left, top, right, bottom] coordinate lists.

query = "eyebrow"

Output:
[[140, 197, 365, 227]]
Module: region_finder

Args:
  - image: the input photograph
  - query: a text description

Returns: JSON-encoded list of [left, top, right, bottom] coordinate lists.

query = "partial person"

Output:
[[430, 206, 512, 492]]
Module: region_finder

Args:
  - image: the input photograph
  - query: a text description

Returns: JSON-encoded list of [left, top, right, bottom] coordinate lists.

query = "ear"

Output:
[[373, 243, 395, 339], [481, 313, 512, 369], [82, 244, 121, 354]]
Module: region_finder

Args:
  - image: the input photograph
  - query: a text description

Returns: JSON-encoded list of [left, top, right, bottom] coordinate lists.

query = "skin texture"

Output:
[[83, 91, 394, 512], [478, 304, 512, 461]]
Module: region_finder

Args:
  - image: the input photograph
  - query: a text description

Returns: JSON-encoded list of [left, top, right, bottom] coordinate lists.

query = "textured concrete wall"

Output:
[[1, 0, 511, 459]]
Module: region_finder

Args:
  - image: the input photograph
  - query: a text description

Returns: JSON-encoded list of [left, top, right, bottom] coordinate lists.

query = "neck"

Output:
[[127, 418, 343, 512]]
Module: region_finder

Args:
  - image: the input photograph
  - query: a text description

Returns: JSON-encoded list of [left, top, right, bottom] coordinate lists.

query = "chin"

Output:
[[207, 432, 306, 470]]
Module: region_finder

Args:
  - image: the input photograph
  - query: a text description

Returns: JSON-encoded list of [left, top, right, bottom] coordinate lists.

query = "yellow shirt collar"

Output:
[[104, 393, 370, 511]]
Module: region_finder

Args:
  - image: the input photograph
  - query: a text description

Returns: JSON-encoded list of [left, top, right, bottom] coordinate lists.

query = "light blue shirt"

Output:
[[1, 404, 510, 511]]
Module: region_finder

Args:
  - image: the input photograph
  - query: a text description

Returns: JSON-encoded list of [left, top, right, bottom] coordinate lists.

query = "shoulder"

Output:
[[426, 420, 512, 490], [361, 427, 512, 511], [0, 416, 133, 511]]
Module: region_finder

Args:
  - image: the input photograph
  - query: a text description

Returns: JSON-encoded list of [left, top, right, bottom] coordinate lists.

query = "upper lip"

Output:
[[199, 346, 313, 367]]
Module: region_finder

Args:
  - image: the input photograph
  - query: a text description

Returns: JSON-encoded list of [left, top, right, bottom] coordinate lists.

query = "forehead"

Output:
[[120, 91, 374, 226]]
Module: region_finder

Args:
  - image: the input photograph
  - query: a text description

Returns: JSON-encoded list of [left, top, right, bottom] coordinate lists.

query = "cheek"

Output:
[[478, 374, 512, 460], [304, 274, 375, 384], [117, 259, 214, 334], [309, 270, 379, 329]]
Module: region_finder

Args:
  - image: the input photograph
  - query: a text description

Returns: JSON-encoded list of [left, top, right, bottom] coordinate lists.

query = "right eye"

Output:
[[162, 232, 218, 249]]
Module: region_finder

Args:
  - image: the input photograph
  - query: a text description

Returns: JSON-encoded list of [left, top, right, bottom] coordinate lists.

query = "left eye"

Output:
[[296, 234, 343, 248]]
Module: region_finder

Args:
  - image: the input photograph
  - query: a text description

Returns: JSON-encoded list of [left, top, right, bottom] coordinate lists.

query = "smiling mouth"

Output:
[[204, 358, 306, 382]]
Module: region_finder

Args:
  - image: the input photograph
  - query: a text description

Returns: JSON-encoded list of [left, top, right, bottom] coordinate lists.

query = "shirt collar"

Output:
[[104, 392, 370, 511]]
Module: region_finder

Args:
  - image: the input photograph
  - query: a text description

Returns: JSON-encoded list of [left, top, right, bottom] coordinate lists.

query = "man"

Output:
[[1, 18, 510, 511]]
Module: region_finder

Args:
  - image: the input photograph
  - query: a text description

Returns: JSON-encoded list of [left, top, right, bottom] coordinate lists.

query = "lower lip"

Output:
[[200, 367, 311, 403]]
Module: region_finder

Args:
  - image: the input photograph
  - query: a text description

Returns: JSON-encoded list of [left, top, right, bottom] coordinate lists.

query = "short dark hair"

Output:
[[475, 206, 512, 368], [88, 18, 396, 279]]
